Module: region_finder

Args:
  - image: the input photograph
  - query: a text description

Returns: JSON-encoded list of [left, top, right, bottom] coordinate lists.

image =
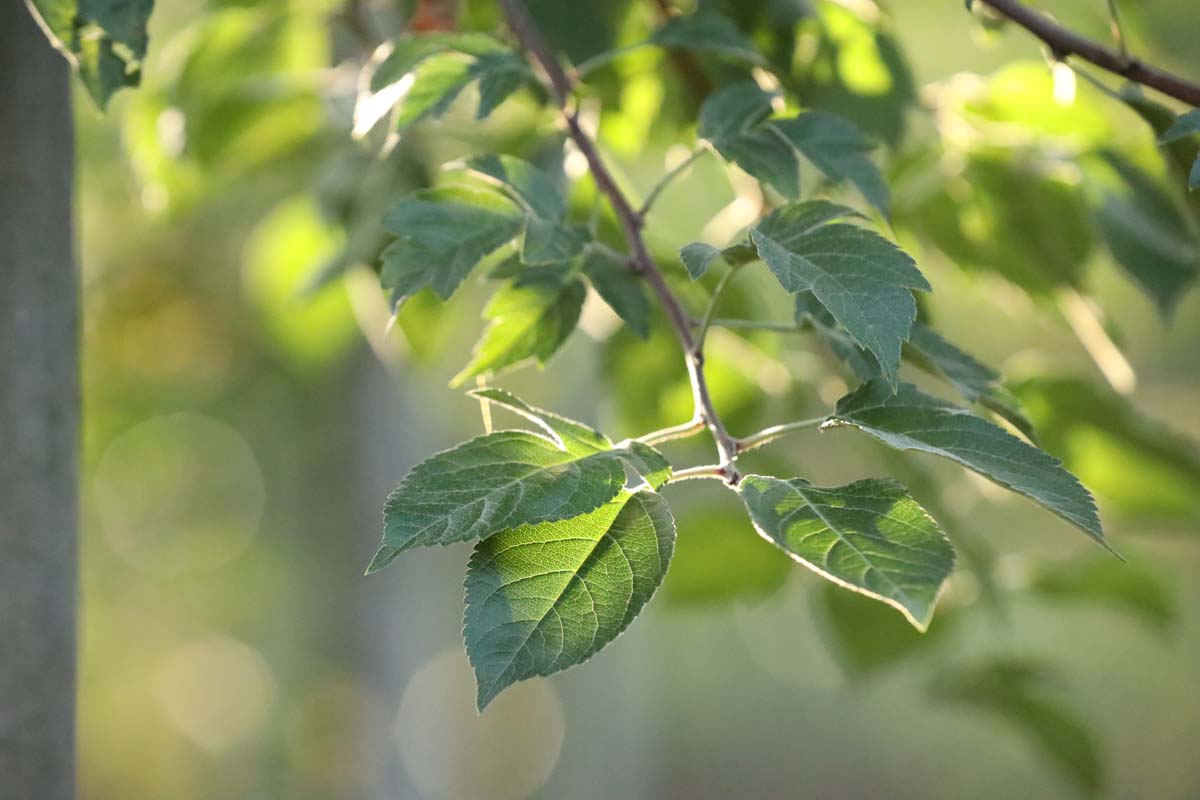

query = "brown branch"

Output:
[[977, 0, 1200, 107], [498, 0, 741, 482]]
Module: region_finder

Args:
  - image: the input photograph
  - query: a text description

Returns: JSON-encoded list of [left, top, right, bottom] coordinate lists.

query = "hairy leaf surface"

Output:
[[465, 490, 675, 708], [740, 475, 954, 629]]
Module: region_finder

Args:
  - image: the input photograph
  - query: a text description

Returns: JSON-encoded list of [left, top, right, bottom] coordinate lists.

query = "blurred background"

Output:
[[74, 0, 1200, 797]]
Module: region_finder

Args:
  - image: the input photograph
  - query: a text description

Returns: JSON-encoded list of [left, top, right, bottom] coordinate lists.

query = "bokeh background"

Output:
[[75, 0, 1200, 797]]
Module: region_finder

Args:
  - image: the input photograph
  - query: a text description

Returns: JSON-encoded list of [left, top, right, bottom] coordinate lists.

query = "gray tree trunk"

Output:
[[0, 3, 78, 798]]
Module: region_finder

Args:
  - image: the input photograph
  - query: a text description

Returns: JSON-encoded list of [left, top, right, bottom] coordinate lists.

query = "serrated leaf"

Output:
[[771, 112, 890, 217], [461, 154, 567, 220], [739, 475, 955, 629], [1088, 152, 1198, 316], [1012, 375, 1200, 519], [905, 323, 1035, 440], [393, 53, 475, 130], [825, 381, 1107, 547], [370, 33, 507, 92], [453, 277, 586, 385], [648, 12, 765, 65], [1159, 109, 1200, 143], [710, 127, 801, 198], [465, 489, 675, 709], [795, 291, 880, 382], [471, 51, 529, 118], [752, 202, 929, 388], [467, 387, 610, 455], [373, 405, 670, 571], [28, 0, 154, 108], [934, 660, 1102, 793], [380, 187, 522, 308], [582, 250, 652, 337], [522, 219, 589, 265], [679, 242, 723, 280]]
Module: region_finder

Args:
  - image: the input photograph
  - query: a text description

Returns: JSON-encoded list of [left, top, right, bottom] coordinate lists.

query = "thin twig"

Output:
[[667, 464, 730, 483], [1105, 0, 1127, 60], [635, 418, 706, 446], [695, 265, 740, 351], [736, 417, 826, 454], [639, 145, 709, 217], [499, 0, 742, 481], [976, 0, 1200, 106]]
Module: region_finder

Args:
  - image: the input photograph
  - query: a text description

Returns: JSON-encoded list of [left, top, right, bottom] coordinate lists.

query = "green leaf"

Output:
[[380, 187, 522, 308], [648, 12, 765, 65], [28, 0, 154, 108], [752, 202, 930, 389], [370, 33, 507, 92], [710, 127, 801, 199], [465, 489, 675, 709], [934, 660, 1102, 794], [904, 323, 1035, 440], [1190, 156, 1200, 192], [392, 53, 475, 130], [453, 277, 586, 385], [795, 291, 879, 382], [824, 381, 1107, 547], [466, 387, 610, 455], [739, 475, 955, 629], [461, 154, 567, 220], [1158, 108, 1200, 143], [679, 242, 723, 280], [1012, 376, 1200, 520], [372, 395, 671, 570], [1087, 153, 1198, 316], [697, 81, 775, 141], [771, 112, 890, 217], [521, 219, 589, 266], [582, 250, 652, 337]]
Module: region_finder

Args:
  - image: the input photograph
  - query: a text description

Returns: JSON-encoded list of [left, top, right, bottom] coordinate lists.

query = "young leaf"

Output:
[[904, 323, 1035, 440], [679, 242, 723, 280], [380, 187, 522, 308], [467, 387, 610, 455], [752, 202, 930, 389], [824, 381, 1107, 547], [28, 0, 154, 108], [453, 276, 586, 385], [582, 250, 652, 337], [647, 12, 765, 66], [739, 475, 955, 630], [465, 489, 675, 709], [771, 112, 890, 217]]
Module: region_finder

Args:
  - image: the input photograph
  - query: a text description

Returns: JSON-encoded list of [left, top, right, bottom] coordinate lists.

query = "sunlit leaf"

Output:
[[739, 474, 955, 629], [465, 489, 675, 708], [28, 0, 153, 107], [453, 277, 586, 385], [825, 381, 1106, 547]]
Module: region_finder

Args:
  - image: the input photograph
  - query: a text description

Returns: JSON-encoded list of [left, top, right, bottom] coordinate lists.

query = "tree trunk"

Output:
[[0, 3, 78, 798]]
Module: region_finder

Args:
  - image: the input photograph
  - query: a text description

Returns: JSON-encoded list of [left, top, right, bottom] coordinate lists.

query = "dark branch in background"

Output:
[[498, 0, 742, 482], [976, 0, 1200, 107]]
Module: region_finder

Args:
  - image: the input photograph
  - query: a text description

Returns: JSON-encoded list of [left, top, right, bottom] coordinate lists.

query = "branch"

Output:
[[498, 0, 741, 480], [976, 0, 1200, 107]]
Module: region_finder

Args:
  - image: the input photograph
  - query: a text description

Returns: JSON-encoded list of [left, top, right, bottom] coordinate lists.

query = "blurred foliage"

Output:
[[61, 0, 1200, 796]]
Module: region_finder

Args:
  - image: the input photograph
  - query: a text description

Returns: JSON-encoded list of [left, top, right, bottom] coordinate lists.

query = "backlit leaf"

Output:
[[739, 474, 955, 629], [465, 489, 675, 708]]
